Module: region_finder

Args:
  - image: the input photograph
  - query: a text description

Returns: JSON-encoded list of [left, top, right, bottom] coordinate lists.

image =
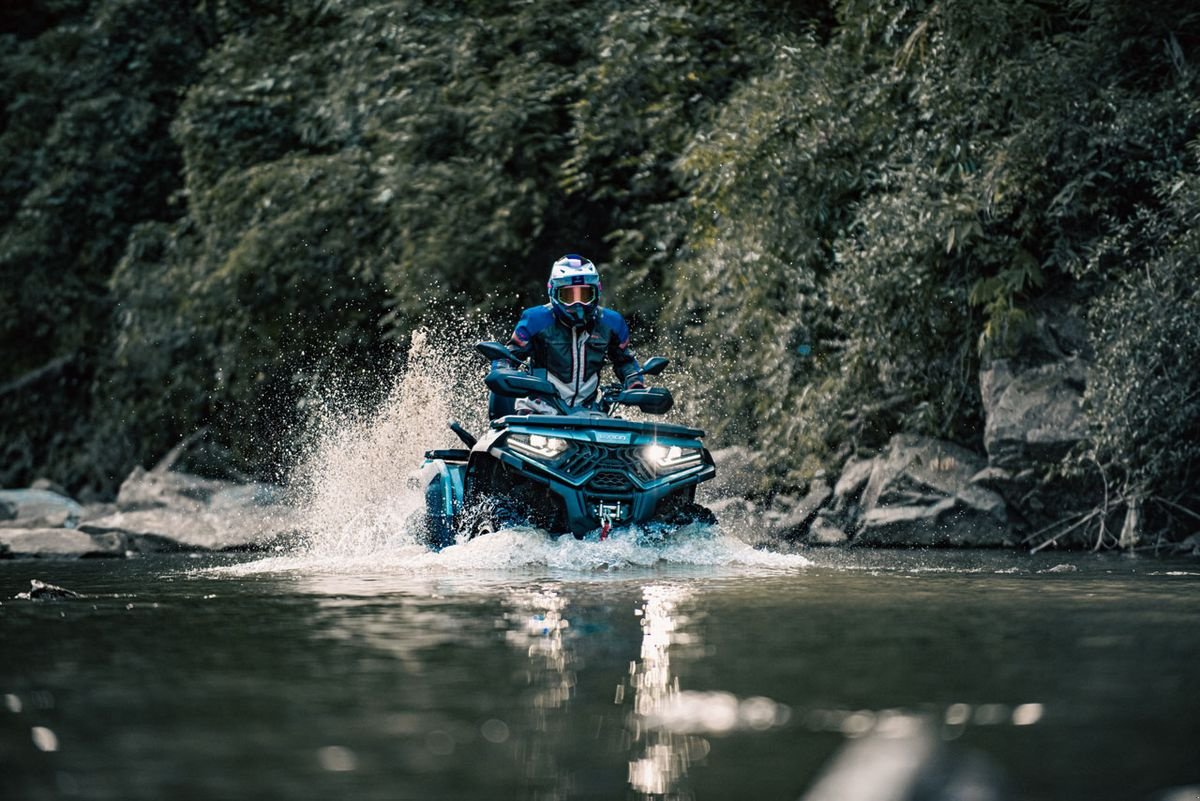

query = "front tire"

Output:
[[652, 496, 718, 527], [464, 494, 525, 538]]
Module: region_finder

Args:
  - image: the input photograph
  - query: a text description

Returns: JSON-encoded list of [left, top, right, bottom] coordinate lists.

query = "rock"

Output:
[[80, 502, 119, 523], [30, 477, 69, 496], [969, 467, 1012, 493], [980, 358, 1088, 470], [0, 528, 126, 558], [14, 579, 85, 600], [0, 489, 85, 529], [807, 515, 848, 545], [862, 436, 988, 510], [858, 501, 1013, 547], [1171, 534, 1200, 556], [116, 466, 233, 512], [86, 466, 299, 552], [772, 480, 833, 540], [833, 458, 874, 507], [80, 507, 288, 552], [854, 435, 1013, 547]]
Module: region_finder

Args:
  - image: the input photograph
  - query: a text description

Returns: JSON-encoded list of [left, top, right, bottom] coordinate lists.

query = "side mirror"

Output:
[[617, 387, 674, 415], [476, 341, 520, 364], [639, 356, 669, 377], [485, 368, 557, 399]]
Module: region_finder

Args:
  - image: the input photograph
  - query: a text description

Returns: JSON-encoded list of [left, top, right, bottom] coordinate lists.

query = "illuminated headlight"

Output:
[[643, 443, 703, 472], [509, 432, 569, 460]]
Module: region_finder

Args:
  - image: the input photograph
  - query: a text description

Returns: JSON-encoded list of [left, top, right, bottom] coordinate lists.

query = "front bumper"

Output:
[[492, 440, 715, 534]]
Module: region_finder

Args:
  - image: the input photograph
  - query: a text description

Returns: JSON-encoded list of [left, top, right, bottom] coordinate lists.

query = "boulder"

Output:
[[30, 477, 70, 496], [0, 489, 85, 529], [854, 435, 1013, 547], [0, 528, 125, 558], [807, 515, 848, 545], [858, 501, 1013, 547], [770, 480, 833, 541], [83, 466, 299, 551], [833, 458, 874, 508], [81, 505, 294, 552], [116, 466, 233, 512], [980, 358, 1088, 470]]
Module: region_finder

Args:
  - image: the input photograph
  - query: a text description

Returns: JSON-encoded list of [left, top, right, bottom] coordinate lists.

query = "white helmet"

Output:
[[547, 253, 601, 327]]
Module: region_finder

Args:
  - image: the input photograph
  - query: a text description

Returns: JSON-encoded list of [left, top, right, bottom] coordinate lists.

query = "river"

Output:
[[2, 534, 1198, 801]]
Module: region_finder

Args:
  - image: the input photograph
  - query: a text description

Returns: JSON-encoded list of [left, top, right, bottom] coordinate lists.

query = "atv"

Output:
[[415, 341, 717, 549]]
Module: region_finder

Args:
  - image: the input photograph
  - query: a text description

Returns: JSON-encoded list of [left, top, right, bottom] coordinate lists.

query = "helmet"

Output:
[[547, 253, 601, 327]]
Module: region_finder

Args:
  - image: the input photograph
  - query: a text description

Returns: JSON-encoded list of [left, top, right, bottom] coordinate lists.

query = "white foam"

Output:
[[217, 524, 808, 577]]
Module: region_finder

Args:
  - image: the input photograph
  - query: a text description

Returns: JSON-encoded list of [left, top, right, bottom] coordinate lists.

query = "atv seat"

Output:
[[424, 449, 470, 462]]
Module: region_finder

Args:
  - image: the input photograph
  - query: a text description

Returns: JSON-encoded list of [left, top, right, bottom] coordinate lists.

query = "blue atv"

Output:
[[416, 341, 717, 548]]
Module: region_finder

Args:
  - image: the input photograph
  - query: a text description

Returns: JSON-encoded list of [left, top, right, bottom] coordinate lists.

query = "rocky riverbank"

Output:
[[0, 468, 297, 560], [708, 308, 1198, 555]]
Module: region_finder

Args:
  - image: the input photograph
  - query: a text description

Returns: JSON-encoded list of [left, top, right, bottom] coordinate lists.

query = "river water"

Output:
[[2, 533, 1197, 801]]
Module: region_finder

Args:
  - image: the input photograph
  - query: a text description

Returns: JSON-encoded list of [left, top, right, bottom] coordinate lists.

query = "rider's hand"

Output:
[[625, 380, 645, 389]]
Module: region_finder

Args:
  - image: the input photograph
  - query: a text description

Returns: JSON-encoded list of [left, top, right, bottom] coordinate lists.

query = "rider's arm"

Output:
[[607, 312, 643, 388], [508, 306, 549, 363]]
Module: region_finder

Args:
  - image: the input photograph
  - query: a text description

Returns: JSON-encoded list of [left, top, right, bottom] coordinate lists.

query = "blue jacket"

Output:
[[508, 304, 641, 408]]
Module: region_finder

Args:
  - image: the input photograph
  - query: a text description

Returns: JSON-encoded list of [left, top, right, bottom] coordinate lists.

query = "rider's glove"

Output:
[[624, 379, 645, 389]]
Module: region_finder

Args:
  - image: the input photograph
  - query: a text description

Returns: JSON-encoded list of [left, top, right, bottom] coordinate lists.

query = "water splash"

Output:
[[286, 327, 485, 557], [225, 326, 810, 576]]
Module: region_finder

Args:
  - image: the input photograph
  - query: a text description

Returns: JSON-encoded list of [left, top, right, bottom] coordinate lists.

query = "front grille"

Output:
[[589, 470, 633, 493], [557, 442, 654, 485]]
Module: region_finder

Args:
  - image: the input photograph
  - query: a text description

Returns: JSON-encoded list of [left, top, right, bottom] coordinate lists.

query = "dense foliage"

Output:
[[2, 0, 1197, 541]]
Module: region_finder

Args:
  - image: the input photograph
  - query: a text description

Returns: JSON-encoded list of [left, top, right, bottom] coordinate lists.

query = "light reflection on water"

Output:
[[504, 585, 576, 801], [2, 549, 1199, 801], [501, 582, 708, 800], [622, 584, 703, 799]]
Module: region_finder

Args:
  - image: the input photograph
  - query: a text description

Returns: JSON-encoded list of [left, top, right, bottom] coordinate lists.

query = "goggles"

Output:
[[555, 284, 597, 306]]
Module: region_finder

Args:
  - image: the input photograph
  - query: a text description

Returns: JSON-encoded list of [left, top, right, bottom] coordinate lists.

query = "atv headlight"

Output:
[[509, 432, 569, 461], [643, 443, 702, 473]]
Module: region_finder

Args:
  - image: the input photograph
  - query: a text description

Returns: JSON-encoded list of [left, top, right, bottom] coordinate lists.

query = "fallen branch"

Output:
[[1022, 508, 1092, 544], [1150, 495, 1200, 524], [1031, 509, 1102, 554]]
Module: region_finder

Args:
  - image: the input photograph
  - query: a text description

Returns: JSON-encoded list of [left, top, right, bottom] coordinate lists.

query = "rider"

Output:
[[491, 253, 644, 418]]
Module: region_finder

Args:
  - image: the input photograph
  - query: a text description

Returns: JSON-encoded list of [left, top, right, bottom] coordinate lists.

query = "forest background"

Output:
[[2, 0, 1197, 544]]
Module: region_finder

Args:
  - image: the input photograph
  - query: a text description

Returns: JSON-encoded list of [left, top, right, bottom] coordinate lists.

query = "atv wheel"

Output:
[[653, 497, 718, 527], [464, 495, 525, 539]]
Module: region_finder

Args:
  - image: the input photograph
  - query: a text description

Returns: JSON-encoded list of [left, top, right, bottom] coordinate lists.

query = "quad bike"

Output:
[[415, 342, 717, 549]]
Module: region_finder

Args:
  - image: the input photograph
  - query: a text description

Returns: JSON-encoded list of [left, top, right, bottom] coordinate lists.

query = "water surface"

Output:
[[2, 536, 1198, 801]]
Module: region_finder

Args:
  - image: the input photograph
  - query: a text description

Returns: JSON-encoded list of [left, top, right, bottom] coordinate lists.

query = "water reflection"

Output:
[[619, 584, 706, 800], [503, 584, 576, 801], [504, 586, 575, 717], [502, 582, 707, 800]]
